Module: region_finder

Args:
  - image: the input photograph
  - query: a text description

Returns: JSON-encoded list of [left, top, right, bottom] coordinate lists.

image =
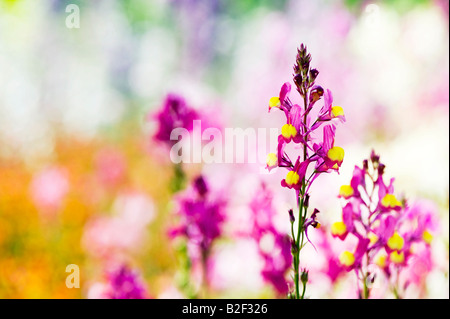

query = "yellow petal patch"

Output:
[[266, 153, 278, 168], [390, 251, 405, 264], [281, 124, 297, 140], [269, 96, 280, 108], [387, 232, 404, 251], [331, 221, 347, 237], [331, 106, 344, 117], [327, 146, 345, 163], [339, 185, 354, 198], [375, 253, 387, 268], [381, 194, 402, 208], [422, 230, 433, 245], [285, 170, 300, 186], [339, 251, 355, 267]]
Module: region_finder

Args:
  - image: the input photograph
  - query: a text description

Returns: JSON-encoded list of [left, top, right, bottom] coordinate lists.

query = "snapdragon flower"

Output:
[[266, 44, 346, 298]]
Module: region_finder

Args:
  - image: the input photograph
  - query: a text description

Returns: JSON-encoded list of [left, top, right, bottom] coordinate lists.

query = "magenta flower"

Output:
[[281, 159, 310, 190], [315, 228, 347, 284], [268, 82, 293, 116], [170, 175, 226, 253], [105, 265, 148, 299], [311, 124, 345, 173], [311, 89, 346, 130], [169, 175, 226, 296], [150, 93, 199, 146], [88, 265, 149, 299]]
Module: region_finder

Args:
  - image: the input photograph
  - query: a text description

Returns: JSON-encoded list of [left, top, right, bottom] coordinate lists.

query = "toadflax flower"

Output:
[[265, 44, 346, 298], [331, 150, 438, 298]]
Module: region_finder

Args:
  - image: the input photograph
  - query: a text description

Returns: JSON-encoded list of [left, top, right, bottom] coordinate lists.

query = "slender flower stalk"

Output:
[[267, 44, 346, 299]]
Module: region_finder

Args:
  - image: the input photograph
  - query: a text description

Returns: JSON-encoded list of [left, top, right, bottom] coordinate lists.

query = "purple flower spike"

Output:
[[150, 93, 199, 146], [105, 265, 148, 299]]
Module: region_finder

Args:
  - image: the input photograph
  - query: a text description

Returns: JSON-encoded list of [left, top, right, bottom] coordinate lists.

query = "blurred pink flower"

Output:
[[95, 148, 126, 186], [82, 191, 155, 257], [30, 166, 69, 214], [248, 183, 292, 296]]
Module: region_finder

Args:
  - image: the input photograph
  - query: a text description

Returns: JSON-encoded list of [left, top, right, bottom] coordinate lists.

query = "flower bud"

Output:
[[309, 86, 324, 104], [288, 208, 295, 223], [304, 193, 310, 208], [301, 269, 309, 285], [309, 68, 319, 82], [301, 54, 311, 71], [293, 73, 302, 87], [370, 150, 380, 164]]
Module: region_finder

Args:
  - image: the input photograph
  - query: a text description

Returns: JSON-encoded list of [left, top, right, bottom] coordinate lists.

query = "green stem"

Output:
[[292, 87, 311, 299], [294, 195, 303, 299], [301, 279, 307, 299], [171, 163, 186, 193], [363, 274, 369, 299]]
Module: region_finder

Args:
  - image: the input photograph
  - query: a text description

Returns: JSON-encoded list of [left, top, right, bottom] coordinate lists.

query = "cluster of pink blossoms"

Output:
[[332, 151, 438, 298]]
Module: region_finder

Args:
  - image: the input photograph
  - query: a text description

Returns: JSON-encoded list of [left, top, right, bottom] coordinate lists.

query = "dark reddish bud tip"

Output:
[[363, 159, 369, 171], [309, 86, 324, 104], [288, 209, 295, 223], [370, 150, 380, 164], [310, 68, 319, 81], [304, 193, 310, 208], [378, 163, 385, 176]]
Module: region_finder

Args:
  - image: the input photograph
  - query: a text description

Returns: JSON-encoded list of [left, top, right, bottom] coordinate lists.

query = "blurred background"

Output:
[[0, 0, 448, 298]]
